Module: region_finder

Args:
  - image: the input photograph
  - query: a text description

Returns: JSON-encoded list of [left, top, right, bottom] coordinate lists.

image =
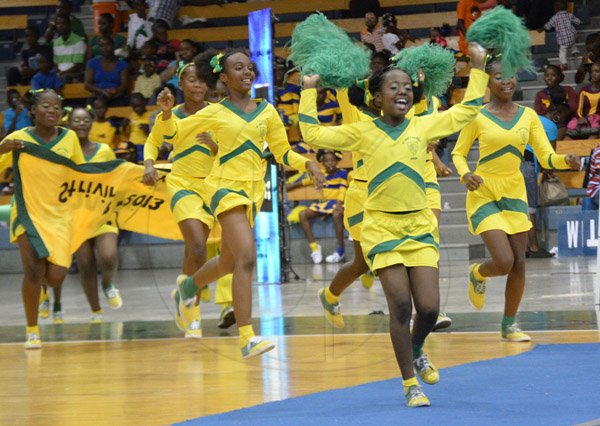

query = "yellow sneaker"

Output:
[[24, 328, 42, 350], [90, 310, 104, 324], [241, 336, 275, 359], [318, 288, 345, 329], [199, 285, 211, 304], [432, 312, 452, 331], [468, 263, 487, 310], [413, 353, 439, 385], [176, 275, 198, 326], [404, 385, 430, 407], [171, 289, 186, 332], [360, 271, 374, 289], [501, 324, 531, 342], [103, 286, 123, 310], [39, 289, 50, 319], [52, 311, 64, 325], [185, 305, 202, 339]]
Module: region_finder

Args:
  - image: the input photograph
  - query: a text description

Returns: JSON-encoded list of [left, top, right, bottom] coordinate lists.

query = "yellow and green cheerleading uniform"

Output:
[[452, 105, 571, 236], [407, 96, 442, 211], [145, 104, 215, 228], [299, 68, 489, 271], [336, 88, 377, 241], [146, 104, 232, 306], [156, 98, 308, 227], [85, 142, 119, 238], [0, 127, 85, 244]]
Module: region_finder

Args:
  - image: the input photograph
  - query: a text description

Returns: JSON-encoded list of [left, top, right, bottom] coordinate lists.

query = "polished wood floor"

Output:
[[1, 330, 599, 426]]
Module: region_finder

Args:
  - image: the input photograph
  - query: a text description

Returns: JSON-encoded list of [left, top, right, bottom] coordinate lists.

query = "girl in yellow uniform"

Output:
[[0, 89, 85, 349], [143, 63, 234, 338], [299, 43, 489, 407], [69, 107, 121, 323], [452, 59, 580, 342], [164, 49, 324, 359]]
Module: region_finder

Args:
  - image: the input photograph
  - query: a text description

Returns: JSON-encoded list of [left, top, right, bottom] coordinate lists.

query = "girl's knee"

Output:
[[493, 253, 514, 275]]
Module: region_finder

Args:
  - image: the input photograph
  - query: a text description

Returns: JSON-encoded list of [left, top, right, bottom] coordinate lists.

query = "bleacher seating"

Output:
[[555, 139, 600, 189]]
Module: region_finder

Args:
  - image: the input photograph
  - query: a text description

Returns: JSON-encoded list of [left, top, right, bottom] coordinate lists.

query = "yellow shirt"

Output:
[[89, 121, 117, 147], [407, 96, 441, 161], [128, 110, 152, 146], [156, 98, 308, 182], [84, 142, 116, 163], [0, 127, 85, 171], [452, 105, 570, 179], [145, 104, 214, 179], [299, 68, 489, 212], [336, 88, 378, 182]]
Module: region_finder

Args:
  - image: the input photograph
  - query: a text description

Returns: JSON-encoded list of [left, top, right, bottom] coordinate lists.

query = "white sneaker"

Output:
[[311, 244, 323, 264], [325, 251, 344, 263]]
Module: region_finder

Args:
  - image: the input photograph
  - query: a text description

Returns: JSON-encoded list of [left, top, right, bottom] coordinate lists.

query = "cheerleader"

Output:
[[299, 43, 488, 407], [159, 49, 324, 358], [451, 57, 580, 342], [0, 89, 85, 349]]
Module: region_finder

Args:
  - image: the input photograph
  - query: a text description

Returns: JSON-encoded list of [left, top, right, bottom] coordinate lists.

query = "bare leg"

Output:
[[478, 230, 515, 277], [377, 264, 414, 380], [178, 219, 209, 275], [17, 235, 46, 327], [329, 240, 369, 296], [409, 266, 440, 347], [94, 233, 119, 291], [299, 209, 320, 244], [332, 208, 345, 250], [504, 232, 528, 317], [75, 239, 101, 312]]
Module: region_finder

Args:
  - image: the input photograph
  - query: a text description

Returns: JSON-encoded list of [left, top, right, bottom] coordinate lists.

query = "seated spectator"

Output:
[[287, 150, 348, 264], [587, 144, 600, 209], [87, 13, 127, 60], [49, 14, 86, 83], [275, 57, 301, 145], [151, 21, 180, 72], [126, 0, 153, 53], [134, 56, 162, 101], [89, 96, 118, 147], [3, 90, 32, 135], [381, 13, 412, 56], [567, 62, 600, 139], [430, 27, 448, 49], [31, 53, 64, 93], [317, 89, 342, 126], [575, 32, 600, 85], [7, 26, 53, 86], [534, 65, 578, 116], [360, 11, 385, 53], [159, 39, 199, 97], [46, 0, 86, 40], [120, 93, 152, 162], [84, 36, 130, 106]]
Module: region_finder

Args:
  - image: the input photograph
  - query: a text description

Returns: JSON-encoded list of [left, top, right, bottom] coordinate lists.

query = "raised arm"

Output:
[[336, 88, 363, 124], [299, 76, 364, 153], [144, 88, 175, 185]]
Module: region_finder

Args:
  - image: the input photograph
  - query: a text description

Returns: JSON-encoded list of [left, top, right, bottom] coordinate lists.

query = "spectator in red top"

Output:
[[360, 11, 385, 53], [567, 63, 600, 138], [456, 0, 495, 56], [150, 21, 180, 72], [534, 65, 578, 116]]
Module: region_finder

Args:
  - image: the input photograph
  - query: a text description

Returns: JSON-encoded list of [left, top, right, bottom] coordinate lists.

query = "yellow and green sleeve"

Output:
[[452, 119, 478, 181], [529, 112, 570, 170], [299, 88, 363, 152], [266, 106, 307, 172]]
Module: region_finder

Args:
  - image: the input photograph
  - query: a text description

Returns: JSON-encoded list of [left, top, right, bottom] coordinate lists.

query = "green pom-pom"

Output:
[[392, 44, 455, 98], [467, 7, 534, 77], [289, 13, 371, 88]]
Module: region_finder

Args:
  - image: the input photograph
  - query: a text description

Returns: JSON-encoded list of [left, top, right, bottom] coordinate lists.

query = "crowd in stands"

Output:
[[1, 0, 600, 260]]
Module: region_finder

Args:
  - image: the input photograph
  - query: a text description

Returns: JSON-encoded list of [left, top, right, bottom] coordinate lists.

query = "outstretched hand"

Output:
[[157, 88, 175, 113], [0, 139, 25, 155], [565, 154, 580, 170], [306, 161, 325, 190], [303, 74, 321, 90]]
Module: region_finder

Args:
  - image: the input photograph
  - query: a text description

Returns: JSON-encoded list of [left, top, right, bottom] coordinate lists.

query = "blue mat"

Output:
[[178, 343, 600, 425]]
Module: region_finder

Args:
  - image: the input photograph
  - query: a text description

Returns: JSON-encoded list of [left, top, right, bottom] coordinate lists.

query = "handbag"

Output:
[[538, 173, 569, 206]]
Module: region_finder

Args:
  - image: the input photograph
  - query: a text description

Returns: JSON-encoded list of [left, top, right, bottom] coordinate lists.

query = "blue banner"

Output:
[[557, 210, 598, 256]]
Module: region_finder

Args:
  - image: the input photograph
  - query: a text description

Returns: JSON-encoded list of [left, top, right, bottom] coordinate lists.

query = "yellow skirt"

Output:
[[360, 208, 439, 271], [202, 175, 265, 227], [424, 160, 441, 211], [466, 172, 531, 235], [343, 179, 367, 241], [90, 223, 119, 239], [309, 199, 337, 214], [166, 173, 214, 228]]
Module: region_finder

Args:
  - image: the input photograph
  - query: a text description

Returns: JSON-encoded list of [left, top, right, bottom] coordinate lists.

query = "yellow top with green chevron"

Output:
[[144, 104, 214, 179], [299, 68, 489, 212], [407, 96, 441, 162], [156, 98, 308, 182], [452, 105, 569, 178], [337, 88, 378, 182], [85, 142, 116, 163], [0, 127, 85, 172]]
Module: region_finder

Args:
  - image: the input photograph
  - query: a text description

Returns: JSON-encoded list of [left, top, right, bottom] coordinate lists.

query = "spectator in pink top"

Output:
[[360, 11, 385, 53]]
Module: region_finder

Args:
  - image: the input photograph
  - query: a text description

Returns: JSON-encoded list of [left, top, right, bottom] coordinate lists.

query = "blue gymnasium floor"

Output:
[[180, 343, 600, 426]]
